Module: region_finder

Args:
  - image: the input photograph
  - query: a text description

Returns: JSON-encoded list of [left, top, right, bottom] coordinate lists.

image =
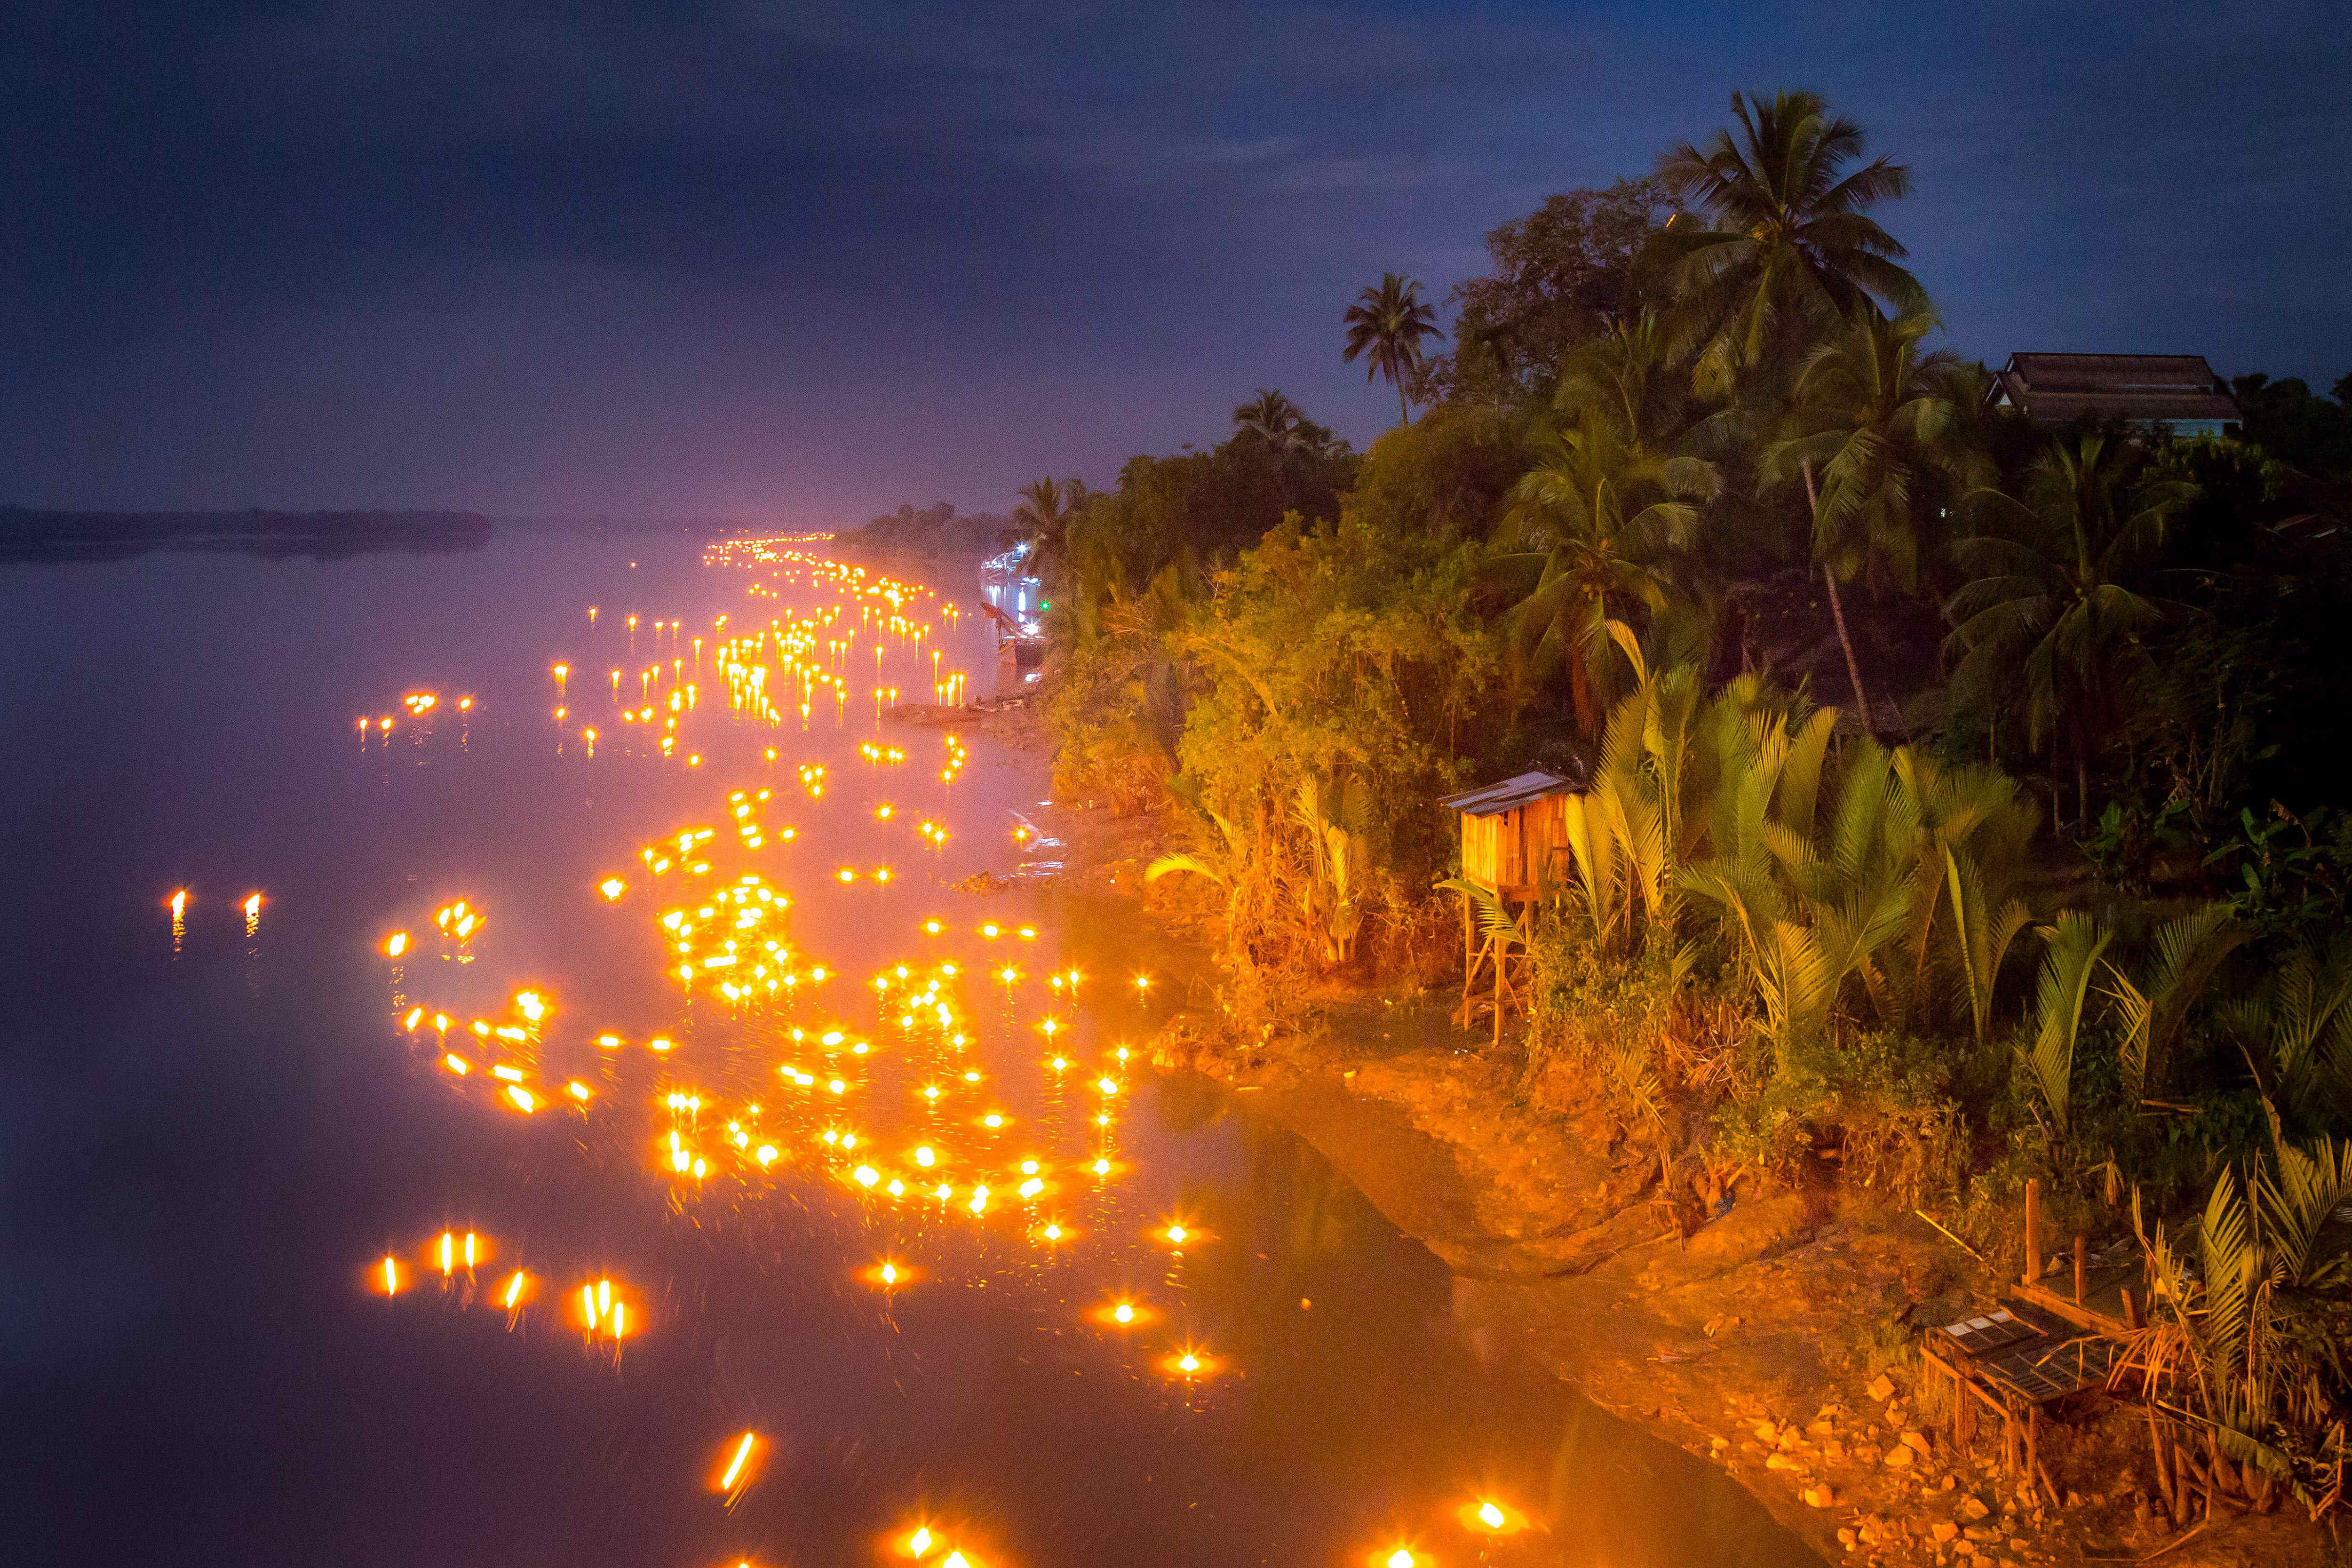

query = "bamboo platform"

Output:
[[1919, 1300, 2112, 1506]]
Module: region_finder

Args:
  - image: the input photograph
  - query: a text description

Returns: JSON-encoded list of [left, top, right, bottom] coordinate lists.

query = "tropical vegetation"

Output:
[[981, 88, 2352, 1517]]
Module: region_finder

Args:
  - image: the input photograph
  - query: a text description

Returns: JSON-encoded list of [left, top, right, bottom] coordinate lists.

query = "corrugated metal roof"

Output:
[[1438, 770, 1578, 816]]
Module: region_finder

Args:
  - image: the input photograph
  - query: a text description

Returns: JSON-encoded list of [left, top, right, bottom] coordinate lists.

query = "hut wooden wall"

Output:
[[1459, 793, 1577, 891]]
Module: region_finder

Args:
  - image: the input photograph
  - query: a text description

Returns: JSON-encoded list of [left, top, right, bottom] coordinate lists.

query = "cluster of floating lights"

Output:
[[355, 552, 1545, 1566]]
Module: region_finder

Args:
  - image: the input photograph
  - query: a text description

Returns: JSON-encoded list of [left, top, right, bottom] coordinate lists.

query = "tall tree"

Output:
[[1764, 305, 1959, 732], [1551, 310, 1693, 453], [1489, 406, 1720, 735], [1945, 436, 2195, 823], [1656, 89, 1925, 398], [1429, 177, 1675, 407], [1231, 388, 1305, 448], [1343, 273, 1444, 426], [1011, 476, 1089, 592]]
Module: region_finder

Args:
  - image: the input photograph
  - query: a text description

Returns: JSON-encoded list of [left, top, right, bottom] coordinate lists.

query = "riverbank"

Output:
[[988, 774, 2336, 1568]]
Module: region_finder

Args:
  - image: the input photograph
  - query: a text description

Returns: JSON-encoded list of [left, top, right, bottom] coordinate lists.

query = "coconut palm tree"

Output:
[[1488, 414, 1720, 736], [1010, 476, 1089, 594], [1944, 436, 2194, 823], [1656, 90, 1925, 398], [1232, 388, 1306, 448], [1764, 305, 1958, 732], [1551, 310, 1693, 450], [1342, 273, 1444, 426]]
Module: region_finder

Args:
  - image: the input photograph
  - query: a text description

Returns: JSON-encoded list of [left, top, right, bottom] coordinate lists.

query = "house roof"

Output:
[[1438, 770, 1579, 816], [1987, 352, 2240, 427]]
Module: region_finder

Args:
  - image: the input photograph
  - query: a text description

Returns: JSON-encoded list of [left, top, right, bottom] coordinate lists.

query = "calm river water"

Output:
[[0, 532, 1817, 1568]]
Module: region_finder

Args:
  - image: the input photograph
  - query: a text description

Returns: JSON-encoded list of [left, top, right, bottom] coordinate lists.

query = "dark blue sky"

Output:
[[4, 1, 2347, 523]]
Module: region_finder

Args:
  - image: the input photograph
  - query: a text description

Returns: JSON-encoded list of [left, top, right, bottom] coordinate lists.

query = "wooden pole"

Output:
[[2074, 1234, 2087, 1305], [2023, 1178, 2043, 1283], [1493, 907, 1506, 1048], [1460, 892, 1473, 1026]]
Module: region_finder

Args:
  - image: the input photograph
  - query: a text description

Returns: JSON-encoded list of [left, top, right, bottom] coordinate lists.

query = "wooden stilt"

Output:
[[2074, 1234, 2087, 1304], [2023, 1178, 2043, 1283], [1493, 935, 1504, 1047], [1459, 894, 1474, 1026]]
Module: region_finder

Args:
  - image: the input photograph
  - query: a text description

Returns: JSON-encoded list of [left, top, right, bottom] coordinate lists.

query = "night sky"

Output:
[[5, 2, 2347, 523]]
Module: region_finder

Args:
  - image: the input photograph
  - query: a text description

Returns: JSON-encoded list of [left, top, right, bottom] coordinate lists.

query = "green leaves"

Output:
[[1945, 434, 2196, 762], [2021, 912, 2113, 1137], [2107, 903, 2246, 1104], [1655, 90, 1924, 393], [1767, 304, 1957, 595]]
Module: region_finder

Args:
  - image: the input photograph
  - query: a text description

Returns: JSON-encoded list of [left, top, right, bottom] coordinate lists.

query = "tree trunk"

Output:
[[2075, 716, 2092, 836], [1803, 460, 1875, 734], [1398, 375, 1412, 428]]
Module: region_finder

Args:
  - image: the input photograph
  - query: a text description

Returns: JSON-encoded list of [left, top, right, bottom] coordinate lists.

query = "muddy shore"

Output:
[[917, 708, 2333, 1568], [898, 700, 2333, 1568]]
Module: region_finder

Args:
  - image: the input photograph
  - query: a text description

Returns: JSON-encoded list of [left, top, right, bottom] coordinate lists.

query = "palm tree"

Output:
[[1764, 305, 1958, 732], [1551, 310, 1692, 449], [1488, 414, 1719, 735], [1232, 388, 1306, 448], [1010, 476, 1088, 594], [1944, 436, 2194, 823], [1342, 273, 1444, 426], [1656, 90, 1925, 398]]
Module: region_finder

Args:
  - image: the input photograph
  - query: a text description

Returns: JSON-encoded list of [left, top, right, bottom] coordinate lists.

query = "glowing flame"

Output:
[[719, 1430, 758, 1491]]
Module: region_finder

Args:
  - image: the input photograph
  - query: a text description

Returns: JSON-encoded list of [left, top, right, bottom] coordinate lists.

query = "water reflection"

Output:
[[0, 532, 1816, 1568]]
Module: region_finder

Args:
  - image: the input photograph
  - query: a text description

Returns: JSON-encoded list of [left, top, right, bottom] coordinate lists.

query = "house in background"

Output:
[[1986, 352, 2241, 438]]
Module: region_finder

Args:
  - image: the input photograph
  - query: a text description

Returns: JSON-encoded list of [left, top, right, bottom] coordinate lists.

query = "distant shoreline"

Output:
[[0, 507, 740, 564]]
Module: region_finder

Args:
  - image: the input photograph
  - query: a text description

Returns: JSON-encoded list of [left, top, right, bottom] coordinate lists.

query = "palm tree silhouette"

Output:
[[1945, 436, 2194, 822], [1657, 90, 1924, 398], [1765, 304, 1960, 732], [1231, 389, 1306, 448], [1342, 273, 1444, 425], [1010, 476, 1088, 593]]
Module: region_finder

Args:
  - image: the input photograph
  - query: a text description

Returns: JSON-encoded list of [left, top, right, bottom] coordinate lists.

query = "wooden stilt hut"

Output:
[[1439, 770, 1580, 1044]]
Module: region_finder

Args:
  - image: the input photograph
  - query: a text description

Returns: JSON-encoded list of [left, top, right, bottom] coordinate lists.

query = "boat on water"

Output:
[[979, 541, 1048, 696]]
